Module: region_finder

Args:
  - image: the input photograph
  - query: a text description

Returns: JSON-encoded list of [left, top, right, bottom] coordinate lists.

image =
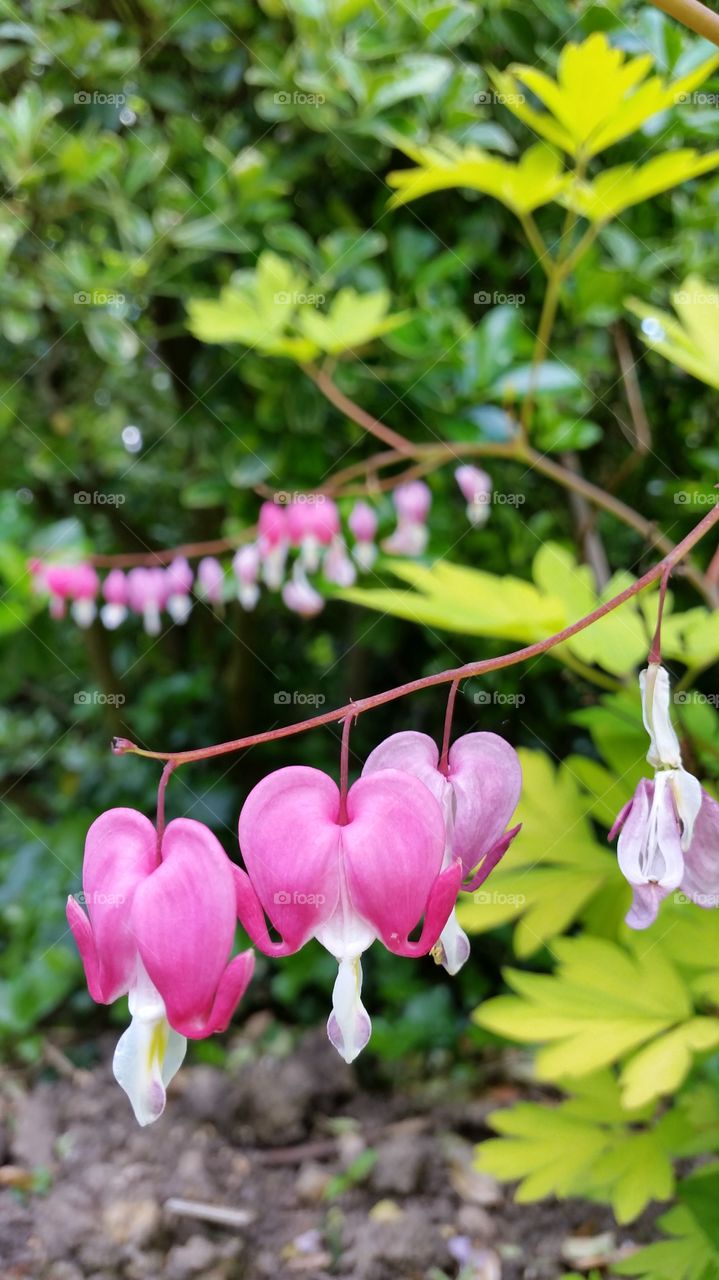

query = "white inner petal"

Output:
[[112, 962, 187, 1127], [327, 957, 371, 1064]]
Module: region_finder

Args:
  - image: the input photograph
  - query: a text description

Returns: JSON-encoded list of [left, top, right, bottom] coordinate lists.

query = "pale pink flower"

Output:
[[363, 731, 522, 974]]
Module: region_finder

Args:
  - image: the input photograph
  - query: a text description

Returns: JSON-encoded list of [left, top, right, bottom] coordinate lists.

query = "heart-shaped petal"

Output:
[[132, 818, 249, 1038], [238, 766, 341, 952], [341, 770, 451, 955], [76, 808, 158, 1003]]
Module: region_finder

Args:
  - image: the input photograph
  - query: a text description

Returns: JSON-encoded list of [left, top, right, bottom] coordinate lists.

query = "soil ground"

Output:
[[0, 1027, 657, 1280]]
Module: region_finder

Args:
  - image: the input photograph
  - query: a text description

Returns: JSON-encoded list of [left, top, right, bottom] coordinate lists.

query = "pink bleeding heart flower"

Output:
[[282, 569, 324, 618], [196, 556, 224, 607], [258, 501, 289, 589], [393, 481, 431, 524], [127, 567, 167, 635], [323, 539, 357, 588], [67, 809, 254, 1125], [235, 767, 459, 1062], [348, 501, 378, 571], [455, 465, 492, 527], [101, 568, 129, 630], [44, 563, 99, 625], [363, 732, 522, 975], [232, 544, 261, 611], [287, 498, 340, 573], [165, 557, 194, 624]]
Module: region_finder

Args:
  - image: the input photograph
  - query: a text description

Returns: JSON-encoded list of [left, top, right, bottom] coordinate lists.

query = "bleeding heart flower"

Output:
[[101, 568, 129, 630], [362, 731, 522, 975], [282, 568, 324, 617], [196, 556, 224, 607], [609, 664, 716, 928], [67, 809, 254, 1125], [234, 767, 459, 1062], [455, 465, 492, 527], [348, 501, 378, 571], [258, 501, 288, 589], [233, 544, 261, 611]]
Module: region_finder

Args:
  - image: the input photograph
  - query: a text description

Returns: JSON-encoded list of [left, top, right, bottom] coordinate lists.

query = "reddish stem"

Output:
[[338, 712, 354, 824], [111, 502, 719, 767], [156, 760, 176, 850], [648, 566, 672, 665], [439, 678, 461, 775]]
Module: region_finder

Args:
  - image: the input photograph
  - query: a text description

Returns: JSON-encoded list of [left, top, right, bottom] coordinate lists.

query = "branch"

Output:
[[649, 0, 719, 45], [113, 501, 719, 766], [302, 362, 415, 454]]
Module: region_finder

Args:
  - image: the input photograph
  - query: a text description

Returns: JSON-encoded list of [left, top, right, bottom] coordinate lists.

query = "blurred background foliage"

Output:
[[2, 0, 719, 1258]]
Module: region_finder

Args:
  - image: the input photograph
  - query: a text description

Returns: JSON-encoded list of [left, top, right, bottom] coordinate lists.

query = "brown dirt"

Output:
[[0, 1028, 658, 1280]]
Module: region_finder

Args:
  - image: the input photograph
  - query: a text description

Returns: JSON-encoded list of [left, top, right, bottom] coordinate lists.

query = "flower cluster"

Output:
[[610, 663, 719, 927], [68, 727, 521, 1124], [29, 482, 444, 633]]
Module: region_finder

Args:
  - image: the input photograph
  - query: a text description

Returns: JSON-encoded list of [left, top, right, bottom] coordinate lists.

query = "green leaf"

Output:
[[490, 34, 719, 158], [339, 559, 565, 642], [386, 141, 570, 215], [477, 1072, 674, 1223], [565, 150, 719, 221], [476, 935, 699, 1099], [457, 749, 620, 956], [627, 275, 719, 390], [614, 1201, 718, 1279]]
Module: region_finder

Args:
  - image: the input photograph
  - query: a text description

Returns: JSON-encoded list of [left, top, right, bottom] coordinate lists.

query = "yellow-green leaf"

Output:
[[627, 275, 719, 390], [386, 141, 570, 215], [565, 150, 719, 221], [490, 34, 719, 158]]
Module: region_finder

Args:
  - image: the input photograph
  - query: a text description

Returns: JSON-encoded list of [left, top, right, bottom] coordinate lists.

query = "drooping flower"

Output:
[[42, 563, 100, 625], [127, 567, 167, 636], [287, 498, 341, 573], [282, 567, 325, 617], [257, 501, 289, 589], [455, 465, 492, 527], [348, 501, 378, 571], [362, 731, 522, 975], [101, 568, 129, 630], [323, 539, 357, 588], [383, 480, 431, 557], [234, 767, 459, 1062], [196, 556, 225, 607], [609, 663, 719, 928], [67, 809, 254, 1125], [232, 544, 261, 611], [164, 557, 194, 625]]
